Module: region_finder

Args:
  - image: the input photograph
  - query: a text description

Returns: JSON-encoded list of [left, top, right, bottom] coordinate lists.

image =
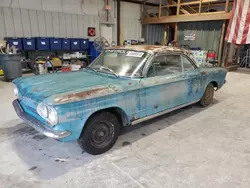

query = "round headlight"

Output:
[[37, 103, 48, 118], [37, 103, 58, 126], [47, 106, 58, 126], [13, 85, 18, 97]]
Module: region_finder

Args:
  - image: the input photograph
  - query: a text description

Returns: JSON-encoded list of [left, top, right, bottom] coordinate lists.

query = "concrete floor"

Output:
[[0, 71, 250, 188]]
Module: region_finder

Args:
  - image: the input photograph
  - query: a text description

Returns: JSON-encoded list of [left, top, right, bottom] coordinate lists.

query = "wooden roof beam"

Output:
[[143, 11, 230, 24]]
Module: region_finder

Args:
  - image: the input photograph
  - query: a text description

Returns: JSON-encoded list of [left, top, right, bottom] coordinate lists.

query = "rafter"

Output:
[[143, 12, 230, 24]]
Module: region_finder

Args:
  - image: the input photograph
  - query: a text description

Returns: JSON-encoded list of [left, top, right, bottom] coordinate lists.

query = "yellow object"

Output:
[[35, 58, 62, 67], [161, 31, 167, 45], [0, 40, 6, 47], [120, 26, 123, 46], [0, 69, 4, 76], [35, 60, 46, 64], [51, 59, 62, 67]]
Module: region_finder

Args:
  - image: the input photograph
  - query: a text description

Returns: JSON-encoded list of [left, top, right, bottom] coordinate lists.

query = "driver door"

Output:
[[139, 53, 190, 116]]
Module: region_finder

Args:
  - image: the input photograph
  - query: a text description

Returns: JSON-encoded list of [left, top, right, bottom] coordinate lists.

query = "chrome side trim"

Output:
[[131, 99, 200, 125], [12, 99, 71, 139]]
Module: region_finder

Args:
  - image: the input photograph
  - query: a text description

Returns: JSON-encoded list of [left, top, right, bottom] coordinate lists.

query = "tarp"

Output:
[[225, 0, 250, 44]]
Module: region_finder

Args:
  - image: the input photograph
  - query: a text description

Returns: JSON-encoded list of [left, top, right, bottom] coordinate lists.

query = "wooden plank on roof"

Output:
[[202, 0, 222, 3], [162, 4, 177, 8], [181, 1, 200, 6], [143, 12, 230, 24]]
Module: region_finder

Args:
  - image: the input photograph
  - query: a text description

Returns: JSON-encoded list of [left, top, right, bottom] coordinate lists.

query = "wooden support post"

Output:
[[174, 23, 178, 43], [236, 44, 241, 64], [199, 0, 202, 14], [218, 20, 226, 67], [224, 43, 230, 67], [207, 3, 210, 12], [225, 0, 229, 12], [177, 0, 180, 15], [166, 0, 168, 16], [117, 0, 121, 45], [159, 0, 162, 17]]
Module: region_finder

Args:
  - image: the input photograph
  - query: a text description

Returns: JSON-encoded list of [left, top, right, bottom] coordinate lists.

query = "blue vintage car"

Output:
[[12, 45, 227, 155]]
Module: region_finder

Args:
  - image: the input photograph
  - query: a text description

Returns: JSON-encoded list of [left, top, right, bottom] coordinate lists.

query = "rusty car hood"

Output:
[[13, 70, 139, 105]]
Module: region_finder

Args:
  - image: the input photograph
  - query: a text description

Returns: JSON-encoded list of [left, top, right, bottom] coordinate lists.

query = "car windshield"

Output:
[[88, 49, 150, 77]]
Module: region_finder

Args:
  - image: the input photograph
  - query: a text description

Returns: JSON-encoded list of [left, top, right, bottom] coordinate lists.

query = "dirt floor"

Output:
[[0, 71, 250, 188]]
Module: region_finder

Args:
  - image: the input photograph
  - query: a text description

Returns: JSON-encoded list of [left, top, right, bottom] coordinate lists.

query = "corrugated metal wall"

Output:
[[120, 1, 142, 40], [0, 0, 118, 42], [0, 0, 145, 43], [178, 21, 223, 54], [144, 24, 165, 44], [0, 7, 101, 39]]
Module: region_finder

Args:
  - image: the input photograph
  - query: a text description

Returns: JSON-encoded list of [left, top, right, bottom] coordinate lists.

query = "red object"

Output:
[[105, 5, 111, 10], [88, 27, 96, 37], [207, 50, 216, 59], [225, 0, 250, 44], [61, 66, 71, 72]]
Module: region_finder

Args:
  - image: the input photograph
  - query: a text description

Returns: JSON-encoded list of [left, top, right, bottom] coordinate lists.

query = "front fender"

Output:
[[54, 94, 135, 141]]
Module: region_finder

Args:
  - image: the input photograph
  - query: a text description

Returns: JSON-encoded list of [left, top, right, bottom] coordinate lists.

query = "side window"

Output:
[[181, 56, 195, 72], [147, 55, 182, 77]]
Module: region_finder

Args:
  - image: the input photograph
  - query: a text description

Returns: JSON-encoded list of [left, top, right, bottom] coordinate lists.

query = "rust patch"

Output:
[[130, 113, 139, 121], [68, 88, 108, 98], [107, 45, 190, 54], [200, 71, 207, 75], [154, 105, 158, 109], [54, 88, 109, 104], [143, 45, 162, 51], [112, 46, 123, 49]]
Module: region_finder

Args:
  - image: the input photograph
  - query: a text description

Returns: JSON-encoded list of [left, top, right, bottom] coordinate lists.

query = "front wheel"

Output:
[[199, 83, 214, 107], [78, 112, 120, 155]]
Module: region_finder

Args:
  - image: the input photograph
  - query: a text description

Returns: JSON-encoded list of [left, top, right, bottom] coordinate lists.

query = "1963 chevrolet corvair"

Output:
[[12, 45, 227, 155]]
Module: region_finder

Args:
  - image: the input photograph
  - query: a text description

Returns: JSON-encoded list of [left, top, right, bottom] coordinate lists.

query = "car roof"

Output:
[[109, 45, 191, 55]]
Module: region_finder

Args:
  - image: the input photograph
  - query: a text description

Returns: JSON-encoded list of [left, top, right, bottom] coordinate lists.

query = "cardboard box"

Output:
[[51, 58, 62, 67]]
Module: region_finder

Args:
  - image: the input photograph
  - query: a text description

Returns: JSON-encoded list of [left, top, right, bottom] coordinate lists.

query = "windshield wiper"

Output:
[[99, 66, 119, 78], [85, 66, 98, 73]]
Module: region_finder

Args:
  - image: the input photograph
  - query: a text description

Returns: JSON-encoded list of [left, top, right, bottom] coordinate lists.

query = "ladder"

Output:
[[240, 49, 250, 68]]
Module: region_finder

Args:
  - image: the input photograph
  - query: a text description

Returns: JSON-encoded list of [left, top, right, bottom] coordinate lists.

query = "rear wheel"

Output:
[[199, 83, 214, 107], [78, 111, 120, 155]]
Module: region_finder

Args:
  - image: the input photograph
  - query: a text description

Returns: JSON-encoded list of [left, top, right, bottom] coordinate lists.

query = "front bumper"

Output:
[[12, 99, 71, 139]]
